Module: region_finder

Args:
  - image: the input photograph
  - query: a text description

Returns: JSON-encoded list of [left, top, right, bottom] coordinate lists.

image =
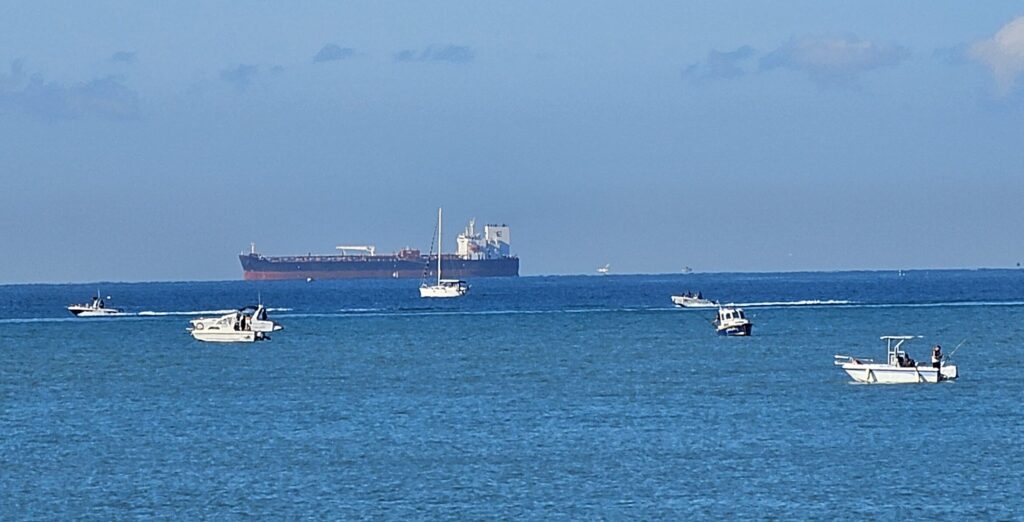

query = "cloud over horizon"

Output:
[[682, 46, 756, 81], [313, 44, 355, 63], [0, 60, 140, 121], [111, 51, 137, 64], [393, 45, 475, 64], [970, 16, 1024, 94], [219, 64, 260, 91], [760, 35, 908, 85]]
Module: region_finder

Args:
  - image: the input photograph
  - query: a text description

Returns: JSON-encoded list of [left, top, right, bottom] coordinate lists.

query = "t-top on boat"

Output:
[[67, 293, 125, 317], [834, 336, 958, 384], [714, 306, 752, 336], [187, 304, 283, 343], [671, 291, 718, 308]]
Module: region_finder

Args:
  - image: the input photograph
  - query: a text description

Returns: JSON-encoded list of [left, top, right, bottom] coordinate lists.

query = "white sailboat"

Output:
[[420, 207, 469, 298]]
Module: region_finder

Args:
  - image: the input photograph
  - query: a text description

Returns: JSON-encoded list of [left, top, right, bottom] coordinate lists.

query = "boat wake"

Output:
[[725, 299, 854, 308], [846, 300, 1024, 309], [137, 307, 292, 316]]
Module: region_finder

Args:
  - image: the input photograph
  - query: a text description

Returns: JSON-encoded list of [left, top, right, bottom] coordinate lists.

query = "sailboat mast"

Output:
[[437, 207, 442, 285]]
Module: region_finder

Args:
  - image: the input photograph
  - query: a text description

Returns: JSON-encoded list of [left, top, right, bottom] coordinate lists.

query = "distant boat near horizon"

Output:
[[67, 292, 124, 317], [597, 264, 610, 275]]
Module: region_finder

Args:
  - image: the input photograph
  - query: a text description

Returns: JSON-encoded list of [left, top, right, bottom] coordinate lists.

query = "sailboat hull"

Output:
[[419, 286, 467, 298]]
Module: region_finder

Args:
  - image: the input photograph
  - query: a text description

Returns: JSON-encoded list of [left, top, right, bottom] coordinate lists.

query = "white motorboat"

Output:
[[834, 336, 958, 384], [420, 207, 469, 298], [187, 304, 283, 343], [67, 293, 125, 317], [671, 291, 717, 308], [597, 264, 610, 275], [714, 306, 752, 336]]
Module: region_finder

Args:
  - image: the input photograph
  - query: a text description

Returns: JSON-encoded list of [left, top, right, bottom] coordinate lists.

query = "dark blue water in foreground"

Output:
[[2, 271, 1023, 519]]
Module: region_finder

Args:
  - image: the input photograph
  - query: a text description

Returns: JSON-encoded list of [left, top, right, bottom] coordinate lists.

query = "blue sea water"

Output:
[[2, 270, 1023, 519]]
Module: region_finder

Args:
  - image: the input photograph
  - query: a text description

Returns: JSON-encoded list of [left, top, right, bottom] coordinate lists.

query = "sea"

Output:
[[2, 270, 1023, 519]]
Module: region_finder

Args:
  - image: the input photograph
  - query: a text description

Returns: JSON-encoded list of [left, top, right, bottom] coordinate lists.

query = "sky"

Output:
[[1, 1, 1023, 283]]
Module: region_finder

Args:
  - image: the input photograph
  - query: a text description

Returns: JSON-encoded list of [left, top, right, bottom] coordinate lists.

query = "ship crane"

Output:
[[336, 245, 376, 256]]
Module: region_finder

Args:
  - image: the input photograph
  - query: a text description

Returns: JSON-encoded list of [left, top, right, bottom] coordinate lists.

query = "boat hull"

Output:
[[671, 296, 717, 308], [717, 323, 752, 336], [841, 364, 958, 383], [68, 307, 126, 317], [189, 330, 261, 343], [240, 254, 518, 281], [419, 287, 466, 298]]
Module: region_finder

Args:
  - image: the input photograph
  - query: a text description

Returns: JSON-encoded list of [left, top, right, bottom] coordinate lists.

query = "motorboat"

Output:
[[671, 291, 717, 308], [714, 306, 752, 336], [597, 264, 610, 275], [67, 293, 125, 317], [834, 336, 958, 384], [187, 304, 283, 343], [420, 207, 469, 298]]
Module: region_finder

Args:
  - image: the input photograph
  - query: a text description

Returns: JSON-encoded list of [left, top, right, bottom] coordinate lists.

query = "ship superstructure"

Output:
[[239, 218, 519, 281]]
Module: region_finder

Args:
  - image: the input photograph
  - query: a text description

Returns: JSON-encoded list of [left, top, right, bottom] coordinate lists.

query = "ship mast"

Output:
[[437, 207, 442, 284]]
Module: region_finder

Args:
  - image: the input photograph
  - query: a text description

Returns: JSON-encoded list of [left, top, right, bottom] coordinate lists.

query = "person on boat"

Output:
[[697, 292, 703, 299], [931, 345, 942, 369]]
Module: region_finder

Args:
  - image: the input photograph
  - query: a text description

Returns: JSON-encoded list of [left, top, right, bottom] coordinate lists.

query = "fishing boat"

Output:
[[671, 291, 717, 308], [714, 306, 752, 336], [597, 264, 610, 275], [67, 292, 125, 317], [420, 207, 469, 298], [834, 336, 958, 383], [187, 304, 283, 343]]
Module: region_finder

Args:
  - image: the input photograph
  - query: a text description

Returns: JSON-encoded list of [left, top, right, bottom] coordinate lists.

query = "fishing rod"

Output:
[[946, 338, 967, 359]]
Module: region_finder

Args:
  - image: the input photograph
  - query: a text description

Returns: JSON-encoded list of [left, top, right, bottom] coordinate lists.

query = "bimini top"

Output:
[[880, 335, 917, 341]]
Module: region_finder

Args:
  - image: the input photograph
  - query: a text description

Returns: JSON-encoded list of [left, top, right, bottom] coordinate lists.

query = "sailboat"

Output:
[[419, 207, 469, 298]]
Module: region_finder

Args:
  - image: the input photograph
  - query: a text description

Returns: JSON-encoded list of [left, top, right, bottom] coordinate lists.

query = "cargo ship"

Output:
[[239, 219, 519, 280]]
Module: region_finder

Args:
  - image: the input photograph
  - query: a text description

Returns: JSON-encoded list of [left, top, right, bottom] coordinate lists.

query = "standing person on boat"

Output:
[[932, 345, 942, 369]]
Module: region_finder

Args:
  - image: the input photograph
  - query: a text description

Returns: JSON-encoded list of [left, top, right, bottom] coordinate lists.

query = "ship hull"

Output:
[[240, 254, 519, 281]]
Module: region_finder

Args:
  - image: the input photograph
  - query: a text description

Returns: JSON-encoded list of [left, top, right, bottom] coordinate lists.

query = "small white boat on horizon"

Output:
[[187, 304, 283, 343], [67, 293, 125, 317], [714, 306, 752, 336], [834, 336, 958, 384], [420, 207, 469, 298], [597, 264, 610, 275]]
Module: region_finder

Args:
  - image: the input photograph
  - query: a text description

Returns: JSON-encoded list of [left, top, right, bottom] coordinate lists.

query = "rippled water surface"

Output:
[[2, 271, 1023, 518]]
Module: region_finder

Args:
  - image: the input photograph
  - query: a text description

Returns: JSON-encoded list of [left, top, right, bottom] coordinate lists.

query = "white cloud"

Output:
[[760, 35, 908, 85], [970, 16, 1024, 94]]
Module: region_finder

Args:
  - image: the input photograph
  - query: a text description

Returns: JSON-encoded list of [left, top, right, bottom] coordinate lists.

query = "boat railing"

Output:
[[833, 354, 875, 366]]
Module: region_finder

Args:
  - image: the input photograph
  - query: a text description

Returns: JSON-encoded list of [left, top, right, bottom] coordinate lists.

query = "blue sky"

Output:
[[1, 2, 1023, 282]]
